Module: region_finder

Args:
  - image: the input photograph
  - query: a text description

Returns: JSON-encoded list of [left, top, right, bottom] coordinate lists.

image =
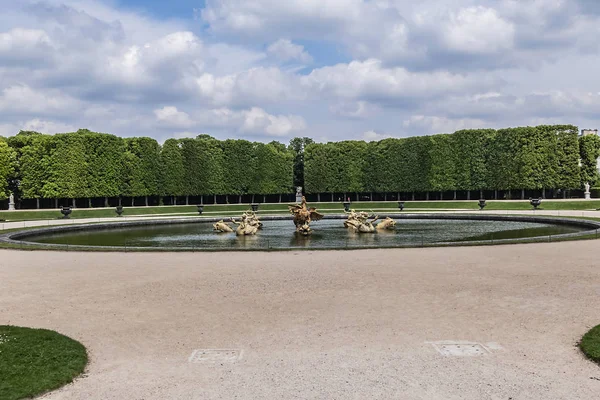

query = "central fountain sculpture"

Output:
[[344, 210, 396, 233], [288, 196, 323, 235], [344, 210, 379, 233], [213, 211, 262, 236]]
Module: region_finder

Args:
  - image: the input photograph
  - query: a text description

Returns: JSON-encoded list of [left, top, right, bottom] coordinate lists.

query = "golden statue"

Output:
[[245, 211, 263, 230], [213, 220, 234, 233], [232, 213, 259, 236], [376, 217, 396, 230], [344, 210, 379, 233], [288, 196, 323, 235]]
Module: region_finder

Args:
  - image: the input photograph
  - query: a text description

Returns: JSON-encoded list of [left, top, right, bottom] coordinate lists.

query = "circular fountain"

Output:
[[2, 214, 598, 251]]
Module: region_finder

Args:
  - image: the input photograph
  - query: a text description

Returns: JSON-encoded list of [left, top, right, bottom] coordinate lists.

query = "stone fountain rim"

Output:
[[1, 213, 599, 252]]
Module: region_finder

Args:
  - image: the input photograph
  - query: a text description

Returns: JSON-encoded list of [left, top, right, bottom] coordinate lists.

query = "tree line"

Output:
[[304, 125, 600, 197], [0, 124, 599, 204], [0, 130, 293, 205]]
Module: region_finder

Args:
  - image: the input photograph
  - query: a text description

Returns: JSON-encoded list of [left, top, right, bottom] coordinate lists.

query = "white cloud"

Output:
[[303, 59, 487, 102], [154, 106, 306, 137], [402, 115, 490, 134], [443, 7, 515, 53], [240, 107, 306, 136], [362, 130, 392, 141], [22, 119, 77, 134], [267, 39, 312, 64], [0, 85, 81, 116], [154, 106, 195, 128]]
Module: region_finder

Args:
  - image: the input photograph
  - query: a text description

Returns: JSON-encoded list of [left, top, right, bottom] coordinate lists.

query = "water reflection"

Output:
[[28, 219, 585, 250]]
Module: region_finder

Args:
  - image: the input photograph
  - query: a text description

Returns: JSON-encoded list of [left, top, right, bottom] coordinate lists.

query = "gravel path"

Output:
[[1, 242, 600, 399]]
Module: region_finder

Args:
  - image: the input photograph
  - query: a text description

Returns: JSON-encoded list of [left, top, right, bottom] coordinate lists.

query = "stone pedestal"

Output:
[[295, 186, 303, 203], [585, 191, 591, 200]]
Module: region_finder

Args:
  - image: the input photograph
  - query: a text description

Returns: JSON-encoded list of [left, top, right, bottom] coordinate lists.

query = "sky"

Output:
[[1, 0, 599, 144]]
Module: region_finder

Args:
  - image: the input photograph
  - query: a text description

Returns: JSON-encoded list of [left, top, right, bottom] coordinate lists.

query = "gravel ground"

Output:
[[1, 242, 600, 399]]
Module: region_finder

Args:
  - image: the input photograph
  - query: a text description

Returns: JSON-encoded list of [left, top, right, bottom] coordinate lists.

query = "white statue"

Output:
[[8, 192, 15, 211], [585, 182, 590, 193]]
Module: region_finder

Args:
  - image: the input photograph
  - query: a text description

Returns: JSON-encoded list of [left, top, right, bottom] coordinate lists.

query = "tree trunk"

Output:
[[453, 190, 457, 200], [508, 190, 511, 200], [174, 196, 177, 206], [355, 193, 359, 202], [252, 194, 255, 203], [186, 195, 189, 205], [55, 198, 58, 208], [104, 197, 109, 207], [494, 190, 498, 200], [426, 192, 429, 201], [145, 196, 149, 207], [72, 198, 76, 208], [213, 194, 217, 204], [370, 192, 373, 201], [263, 195, 266, 203], [479, 189, 483, 199], [440, 191, 443, 200], [542, 188, 546, 199], [279, 194, 282, 203], [131, 197, 135, 206], [317, 193, 321, 202], [384, 193, 387, 201], [412, 192, 415, 201], [36, 198, 40, 209], [521, 189, 525, 199], [467, 191, 471, 200], [563, 190, 567, 199], [238, 195, 242, 204], [118, 197, 122, 206], [88, 198, 92, 208]]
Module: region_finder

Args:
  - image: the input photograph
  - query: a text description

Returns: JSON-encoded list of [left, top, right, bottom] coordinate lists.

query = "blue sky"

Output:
[[1, 0, 599, 143]]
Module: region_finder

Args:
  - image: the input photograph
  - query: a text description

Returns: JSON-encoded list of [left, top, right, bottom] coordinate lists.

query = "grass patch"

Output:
[[580, 325, 600, 365], [0, 326, 88, 400]]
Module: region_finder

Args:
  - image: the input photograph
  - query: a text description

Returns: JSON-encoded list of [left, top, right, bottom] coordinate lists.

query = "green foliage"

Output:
[[579, 134, 600, 186], [289, 137, 314, 188], [160, 139, 185, 196], [305, 125, 583, 194], [124, 137, 161, 196], [0, 140, 16, 200], [2, 124, 586, 202]]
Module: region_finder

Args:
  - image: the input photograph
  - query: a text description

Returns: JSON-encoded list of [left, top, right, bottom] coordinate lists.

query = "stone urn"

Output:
[[60, 206, 72, 219], [343, 200, 351, 212], [115, 206, 124, 217], [250, 203, 259, 212], [398, 201, 405, 211], [197, 205, 204, 215], [478, 199, 487, 210], [530, 197, 542, 210]]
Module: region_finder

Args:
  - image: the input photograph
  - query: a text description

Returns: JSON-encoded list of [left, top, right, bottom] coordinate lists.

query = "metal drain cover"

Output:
[[430, 341, 492, 357], [188, 349, 243, 363]]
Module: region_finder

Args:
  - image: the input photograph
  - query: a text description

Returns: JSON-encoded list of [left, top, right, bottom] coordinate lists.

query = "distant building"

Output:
[[581, 129, 598, 136]]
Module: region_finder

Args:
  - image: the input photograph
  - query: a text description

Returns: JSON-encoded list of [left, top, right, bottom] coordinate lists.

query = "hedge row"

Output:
[[304, 125, 599, 194]]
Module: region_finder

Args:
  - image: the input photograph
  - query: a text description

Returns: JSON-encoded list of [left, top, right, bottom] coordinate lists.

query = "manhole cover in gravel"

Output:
[[188, 349, 243, 363], [430, 342, 491, 357]]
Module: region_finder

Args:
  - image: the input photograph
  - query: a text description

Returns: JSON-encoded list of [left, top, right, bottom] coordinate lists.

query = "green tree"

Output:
[[0, 139, 16, 200], [160, 139, 185, 197], [580, 134, 600, 187], [289, 137, 314, 189]]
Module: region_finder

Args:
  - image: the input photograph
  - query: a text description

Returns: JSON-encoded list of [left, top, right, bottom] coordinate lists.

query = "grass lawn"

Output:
[[580, 325, 600, 365], [2, 200, 600, 222], [0, 326, 88, 400]]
